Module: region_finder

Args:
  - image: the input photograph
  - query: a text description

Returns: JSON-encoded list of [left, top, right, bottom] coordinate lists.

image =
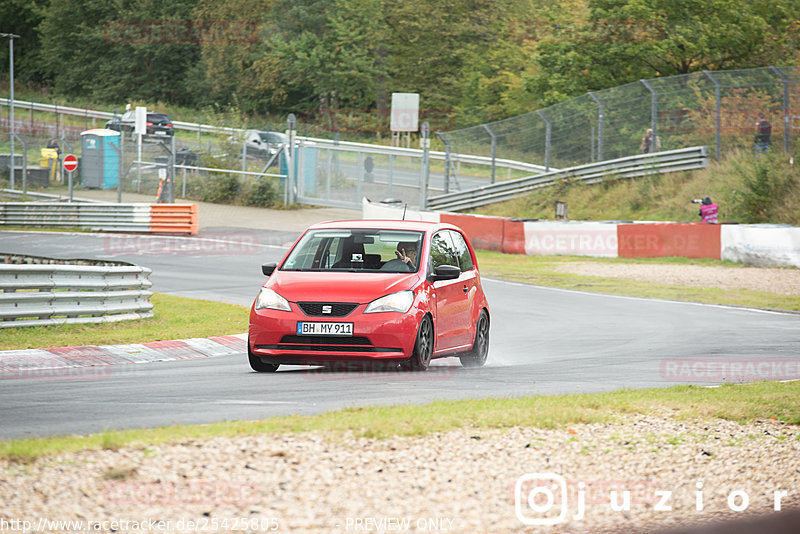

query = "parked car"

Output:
[[230, 130, 288, 158], [105, 111, 174, 137], [248, 220, 490, 372]]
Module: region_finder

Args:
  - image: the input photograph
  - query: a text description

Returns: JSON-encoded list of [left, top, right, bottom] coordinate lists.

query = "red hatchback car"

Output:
[[248, 220, 490, 372]]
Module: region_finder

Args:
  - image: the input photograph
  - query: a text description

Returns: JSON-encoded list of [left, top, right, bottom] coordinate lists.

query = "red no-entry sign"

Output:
[[63, 154, 78, 172]]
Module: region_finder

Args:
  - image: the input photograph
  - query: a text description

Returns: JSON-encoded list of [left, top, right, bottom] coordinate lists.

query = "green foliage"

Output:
[[243, 177, 278, 207], [199, 173, 240, 203], [730, 152, 796, 223], [526, 0, 800, 104], [5, 0, 800, 126], [475, 150, 800, 226]]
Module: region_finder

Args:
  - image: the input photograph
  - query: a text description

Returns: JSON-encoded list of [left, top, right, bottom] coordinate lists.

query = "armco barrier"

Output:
[[0, 259, 153, 328], [618, 223, 721, 260], [0, 202, 198, 234], [427, 146, 709, 211]]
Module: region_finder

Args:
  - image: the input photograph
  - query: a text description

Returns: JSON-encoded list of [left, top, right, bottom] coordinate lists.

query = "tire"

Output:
[[248, 343, 279, 373], [405, 315, 433, 371], [460, 310, 489, 368]]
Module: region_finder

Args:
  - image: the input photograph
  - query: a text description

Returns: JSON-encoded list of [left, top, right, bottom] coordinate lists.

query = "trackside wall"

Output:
[[362, 199, 800, 268]]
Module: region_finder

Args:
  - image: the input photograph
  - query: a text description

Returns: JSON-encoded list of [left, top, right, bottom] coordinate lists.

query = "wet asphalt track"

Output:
[[1, 230, 798, 439]]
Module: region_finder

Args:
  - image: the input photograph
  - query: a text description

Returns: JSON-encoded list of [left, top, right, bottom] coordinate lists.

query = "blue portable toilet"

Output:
[[80, 129, 120, 189]]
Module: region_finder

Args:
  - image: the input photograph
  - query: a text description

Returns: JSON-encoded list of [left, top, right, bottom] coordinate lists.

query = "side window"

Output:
[[448, 231, 474, 271], [429, 232, 458, 272]]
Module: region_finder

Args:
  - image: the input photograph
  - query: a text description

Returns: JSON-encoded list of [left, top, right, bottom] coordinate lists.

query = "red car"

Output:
[[248, 220, 490, 372]]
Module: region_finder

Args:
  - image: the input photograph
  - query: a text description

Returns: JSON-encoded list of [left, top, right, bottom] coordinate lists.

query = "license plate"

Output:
[[155, 131, 167, 135], [297, 322, 353, 336]]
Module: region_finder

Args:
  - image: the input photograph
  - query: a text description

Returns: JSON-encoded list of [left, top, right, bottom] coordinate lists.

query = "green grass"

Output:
[[474, 150, 800, 226], [0, 293, 249, 350], [1, 381, 797, 463], [476, 251, 800, 312]]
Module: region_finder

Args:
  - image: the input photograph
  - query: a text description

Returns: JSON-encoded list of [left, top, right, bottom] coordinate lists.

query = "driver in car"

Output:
[[395, 242, 418, 270]]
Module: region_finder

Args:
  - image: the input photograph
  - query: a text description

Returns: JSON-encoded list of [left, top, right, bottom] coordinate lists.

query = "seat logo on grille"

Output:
[[322, 305, 332, 314]]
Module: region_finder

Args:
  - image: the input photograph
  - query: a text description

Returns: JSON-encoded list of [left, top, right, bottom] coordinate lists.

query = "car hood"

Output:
[[266, 271, 420, 303]]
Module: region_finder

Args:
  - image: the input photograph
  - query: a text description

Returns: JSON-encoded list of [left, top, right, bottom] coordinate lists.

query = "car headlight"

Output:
[[364, 291, 414, 314], [254, 288, 291, 311]]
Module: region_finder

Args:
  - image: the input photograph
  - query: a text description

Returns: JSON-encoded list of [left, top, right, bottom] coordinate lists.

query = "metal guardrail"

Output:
[[0, 261, 153, 328], [0, 202, 198, 233], [1, 98, 554, 177], [427, 146, 709, 211]]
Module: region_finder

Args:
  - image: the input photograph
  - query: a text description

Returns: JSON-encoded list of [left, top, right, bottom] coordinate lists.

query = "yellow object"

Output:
[[40, 148, 58, 167], [40, 148, 60, 183]]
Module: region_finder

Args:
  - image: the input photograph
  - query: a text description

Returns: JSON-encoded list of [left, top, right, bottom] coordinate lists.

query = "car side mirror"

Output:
[[262, 262, 277, 276], [431, 264, 461, 281]]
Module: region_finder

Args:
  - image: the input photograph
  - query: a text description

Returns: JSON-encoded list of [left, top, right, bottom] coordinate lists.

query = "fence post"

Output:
[[769, 66, 791, 153], [640, 79, 658, 142], [588, 92, 604, 161], [481, 124, 497, 183], [437, 132, 451, 194], [420, 121, 430, 209], [702, 70, 721, 160], [8, 36, 15, 190], [287, 113, 296, 205], [536, 110, 551, 171]]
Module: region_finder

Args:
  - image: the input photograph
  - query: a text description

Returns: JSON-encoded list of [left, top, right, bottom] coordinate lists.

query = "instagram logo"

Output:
[[515, 473, 569, 525]]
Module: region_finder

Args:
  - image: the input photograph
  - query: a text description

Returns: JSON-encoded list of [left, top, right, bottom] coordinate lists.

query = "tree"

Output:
[[37, 0, 203, 105], [248, 0, 386, 114], [526, 0, 800, 104]]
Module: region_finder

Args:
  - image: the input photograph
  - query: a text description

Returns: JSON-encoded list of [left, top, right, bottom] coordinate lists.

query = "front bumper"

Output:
[[249, 304, 421, 365]]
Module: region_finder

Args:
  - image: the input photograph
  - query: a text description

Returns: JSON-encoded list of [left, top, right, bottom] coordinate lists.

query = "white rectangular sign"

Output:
[[390, 93, 419, 132], [135, 106, 147, 136]]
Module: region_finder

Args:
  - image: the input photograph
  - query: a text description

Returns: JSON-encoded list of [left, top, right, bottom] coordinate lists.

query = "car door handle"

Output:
[[462, 285, 469, 293]]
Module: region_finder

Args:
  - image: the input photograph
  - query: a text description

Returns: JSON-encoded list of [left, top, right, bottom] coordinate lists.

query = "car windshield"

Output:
[[281, 229, 424, 273], [259, 132, 286, 143]]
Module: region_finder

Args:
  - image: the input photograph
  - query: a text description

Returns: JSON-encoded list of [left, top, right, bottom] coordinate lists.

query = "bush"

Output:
[[730, 152, 795, 223], [243, 178, 278, 207], [201, 173, 240, 204]]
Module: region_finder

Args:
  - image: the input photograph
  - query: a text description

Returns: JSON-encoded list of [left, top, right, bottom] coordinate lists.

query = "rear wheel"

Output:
[[404, 315, 433, 371], [248, 343, 279, 373], [460, 310, 489, 368]]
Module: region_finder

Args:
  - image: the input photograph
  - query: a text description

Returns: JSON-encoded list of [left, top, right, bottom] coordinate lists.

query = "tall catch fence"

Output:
[[2, 66, 798, 210], [439, 66, 800, 169]]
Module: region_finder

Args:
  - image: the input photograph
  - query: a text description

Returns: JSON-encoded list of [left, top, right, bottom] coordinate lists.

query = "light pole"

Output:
[[2, 33, 20, 189]]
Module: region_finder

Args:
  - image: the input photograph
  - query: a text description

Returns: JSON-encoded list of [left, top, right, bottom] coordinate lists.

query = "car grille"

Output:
[[256, 335, 403, 353], [297, 302, 358, 317]]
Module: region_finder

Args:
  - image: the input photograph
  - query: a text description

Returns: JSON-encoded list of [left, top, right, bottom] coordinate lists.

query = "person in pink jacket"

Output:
[[699, 197, 718, 223]]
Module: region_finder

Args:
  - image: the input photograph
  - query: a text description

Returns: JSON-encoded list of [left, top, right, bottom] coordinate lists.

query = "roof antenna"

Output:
[[402, 203, 407, 220]]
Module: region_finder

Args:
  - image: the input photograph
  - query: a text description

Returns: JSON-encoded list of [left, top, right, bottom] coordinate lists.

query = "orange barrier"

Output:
[[149, 204, 199, 234], [617, 223, 720, 259], [440, 213, 525, 255], [440, 213, 505, 251], [502, 219, 526, 255]]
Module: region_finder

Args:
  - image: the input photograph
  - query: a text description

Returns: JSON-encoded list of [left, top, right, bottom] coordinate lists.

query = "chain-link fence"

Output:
[[439, 65, 800, 170], [3, 65, 799, 209], [0, 109, 455, 209]]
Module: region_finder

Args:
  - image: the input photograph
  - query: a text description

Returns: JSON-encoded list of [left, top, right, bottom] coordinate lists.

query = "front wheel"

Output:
[[460, 310, 489, 368], [404, 315, 433, 371], [248, 343, 279, 372]]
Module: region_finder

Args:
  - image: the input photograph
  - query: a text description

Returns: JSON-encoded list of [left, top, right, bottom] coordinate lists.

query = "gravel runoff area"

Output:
[[553, 263, 800, 295], [1, 415, 797, 533]]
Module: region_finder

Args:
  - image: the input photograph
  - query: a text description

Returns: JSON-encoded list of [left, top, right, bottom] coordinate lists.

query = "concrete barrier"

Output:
[[362, 198, 800, 267]]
